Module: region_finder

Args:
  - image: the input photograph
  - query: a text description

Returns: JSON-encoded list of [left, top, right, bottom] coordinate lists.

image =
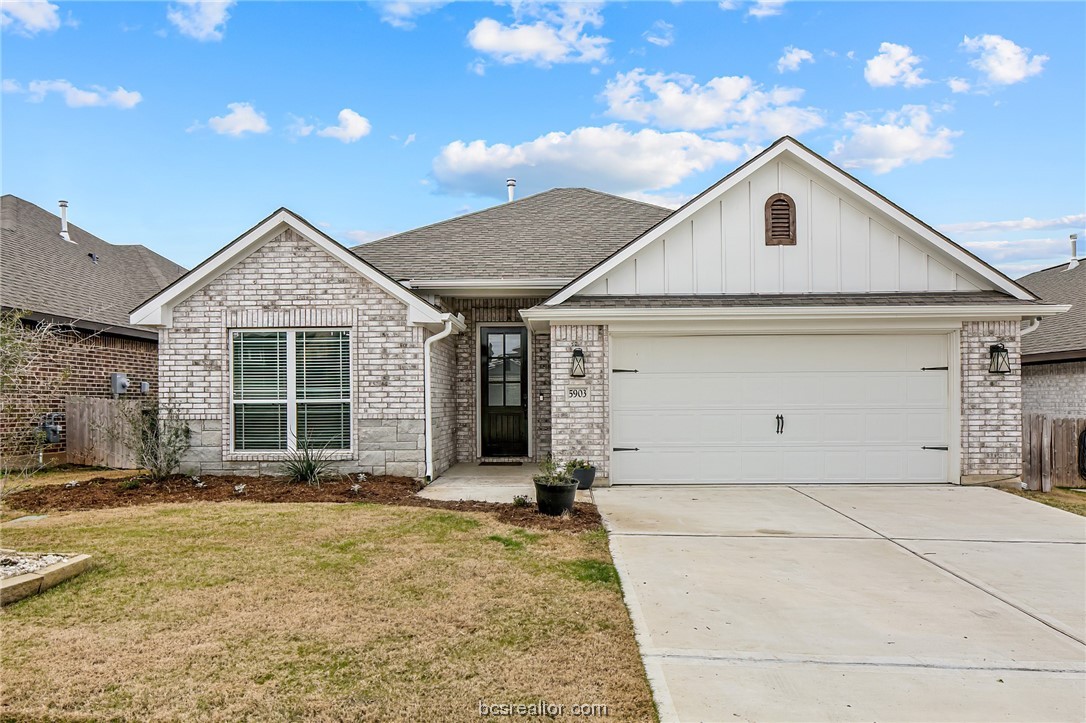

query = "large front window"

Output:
[[231, 330, 351, 451]]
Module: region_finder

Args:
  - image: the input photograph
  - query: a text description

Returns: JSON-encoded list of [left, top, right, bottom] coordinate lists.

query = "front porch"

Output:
[[419, 462, 598, 504]]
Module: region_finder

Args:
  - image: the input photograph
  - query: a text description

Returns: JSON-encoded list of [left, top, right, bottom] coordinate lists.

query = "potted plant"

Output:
[[568, 459, 597, 490], [533, 456, 578, 516]]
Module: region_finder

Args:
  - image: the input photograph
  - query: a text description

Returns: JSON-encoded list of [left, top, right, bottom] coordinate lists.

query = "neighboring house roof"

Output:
[[545, 137, 1038, 305], [1, 194, 186, 338], [352, 188, 671, 281], [1018, 259, 1085, 360], [130, 207, 457, 331]]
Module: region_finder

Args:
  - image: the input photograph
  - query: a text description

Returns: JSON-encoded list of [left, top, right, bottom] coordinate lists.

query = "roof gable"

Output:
[[130, 208, 446, 328], [546, 138, 1035, 305], [352, 188, 670, 282]]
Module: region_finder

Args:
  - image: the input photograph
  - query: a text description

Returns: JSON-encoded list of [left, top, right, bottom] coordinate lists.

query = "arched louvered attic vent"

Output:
[[765, 193, 796, 246]]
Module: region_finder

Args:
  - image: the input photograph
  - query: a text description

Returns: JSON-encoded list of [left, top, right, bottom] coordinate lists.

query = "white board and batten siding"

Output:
[[583, 159, 987, 296], [610, 335, 951, 484]]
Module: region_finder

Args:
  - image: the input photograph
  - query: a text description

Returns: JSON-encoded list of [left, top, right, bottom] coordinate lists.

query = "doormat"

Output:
[[479, 461, 524, 466]]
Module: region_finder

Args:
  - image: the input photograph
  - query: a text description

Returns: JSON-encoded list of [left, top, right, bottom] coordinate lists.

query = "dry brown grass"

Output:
[[0, 502, 656, 722], [1008, 487, 1086, 517]]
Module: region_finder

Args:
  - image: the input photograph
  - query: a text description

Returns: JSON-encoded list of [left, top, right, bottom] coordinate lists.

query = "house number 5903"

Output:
[[568, 388, 588, 399]]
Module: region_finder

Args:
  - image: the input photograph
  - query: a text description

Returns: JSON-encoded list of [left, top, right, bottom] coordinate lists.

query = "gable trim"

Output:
[[130, 208, 446, 327], [545, 137, 1036, 305]]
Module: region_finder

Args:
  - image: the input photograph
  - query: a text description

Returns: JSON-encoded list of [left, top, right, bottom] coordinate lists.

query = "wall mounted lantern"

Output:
[[570, 347, 586, 378], [988, 343, 1011, 374]]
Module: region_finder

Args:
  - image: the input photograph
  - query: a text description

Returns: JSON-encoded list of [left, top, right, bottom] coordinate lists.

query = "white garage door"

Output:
[[611, 334, 950, 484]]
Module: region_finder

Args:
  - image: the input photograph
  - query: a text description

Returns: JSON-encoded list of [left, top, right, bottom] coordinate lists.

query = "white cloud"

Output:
[[286, 114, 315, 139], [167, 0, 235, 42], [720, 0, 786, 18], [864, 42, 929, 88], [467, 3, 610, 66], [344, 229, 393, 244], [643, 20, 674, 47], [939, 214, 1086, 235], [433, 124, 743, 198], [14, 79, 142, 108], [372, 1, 448, 29], [403, 133, 416, 147], [1, 0, 60, 36], [316, 109, 372, 143], [206, 102, 269, 136], [601, 68, 824, 142], [468, 58, 487, 76], [831, 105, 961, 174], [960, 237, 1077, 276], [777, 46, 813, 73], [947, 77, 971, 94], [961, 34, 1047, 86], [621, 190, 692, 209]]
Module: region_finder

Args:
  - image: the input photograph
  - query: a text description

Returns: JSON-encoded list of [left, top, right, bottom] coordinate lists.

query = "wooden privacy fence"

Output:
[[65, 396, 139, 469], [1022, 414, 1086, 491]]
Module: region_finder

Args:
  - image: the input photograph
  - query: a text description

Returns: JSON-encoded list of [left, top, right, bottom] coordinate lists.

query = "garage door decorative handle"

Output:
[[775, 414, 784, 434], [613, 447, 640, 452]]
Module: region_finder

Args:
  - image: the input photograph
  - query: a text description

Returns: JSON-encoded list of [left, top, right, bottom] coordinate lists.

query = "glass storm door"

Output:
[[481, 327, 529, 456]]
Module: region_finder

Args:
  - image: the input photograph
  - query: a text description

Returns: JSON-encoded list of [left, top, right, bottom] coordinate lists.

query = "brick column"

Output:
[[960, 320, 1022, 482], [549, 324, 609, 477]]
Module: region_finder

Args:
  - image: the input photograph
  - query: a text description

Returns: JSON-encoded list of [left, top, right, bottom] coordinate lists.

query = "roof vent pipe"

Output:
[[58, 200, 74, 243], [506, 178, 516, 203], [1068, 234, 1079, 271]]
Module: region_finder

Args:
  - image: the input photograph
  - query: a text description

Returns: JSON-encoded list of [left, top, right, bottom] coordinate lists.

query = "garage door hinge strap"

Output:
[[921, 366, 949, 371], [921, 446, 949, 451], [612, 368, 639, 373], [613, 447, 640, 452]]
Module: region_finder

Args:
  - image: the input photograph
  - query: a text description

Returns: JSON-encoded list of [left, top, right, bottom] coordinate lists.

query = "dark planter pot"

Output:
[[572, 467, 597, 490], [535, 481, 578, 516]]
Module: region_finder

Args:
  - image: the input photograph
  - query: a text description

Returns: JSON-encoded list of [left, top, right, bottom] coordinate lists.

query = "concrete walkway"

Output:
[[418, 462, 593, 503], [595, 485, 1086, 723]]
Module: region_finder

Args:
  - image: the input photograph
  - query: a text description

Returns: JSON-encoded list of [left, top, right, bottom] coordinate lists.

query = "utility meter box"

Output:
[[110, 372, 130, 397]]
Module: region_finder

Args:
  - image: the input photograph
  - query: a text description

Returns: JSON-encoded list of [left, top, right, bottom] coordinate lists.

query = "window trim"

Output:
[[764, 192, 797, 246], [229, 328, 353, 455]]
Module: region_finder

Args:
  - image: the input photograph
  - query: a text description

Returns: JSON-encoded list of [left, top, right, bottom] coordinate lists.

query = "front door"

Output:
[[481, 327, 529, 457]]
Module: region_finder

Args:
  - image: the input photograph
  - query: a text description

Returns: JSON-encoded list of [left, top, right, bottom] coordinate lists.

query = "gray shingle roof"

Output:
[[352, 188, 671, 281], [1018, 260, 1085, 357], [555, 291, 1038, 308], [1, 195, 186, 336]]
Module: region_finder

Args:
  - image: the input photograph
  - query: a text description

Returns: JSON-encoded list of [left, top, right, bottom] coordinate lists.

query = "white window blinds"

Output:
[[232, 330, 350, 451]]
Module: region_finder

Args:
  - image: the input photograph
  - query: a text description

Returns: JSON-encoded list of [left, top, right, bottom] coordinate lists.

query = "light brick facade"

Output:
[[960, 320, 1022, 480], [161, 227, 426, 477], [1023, 361, 1086, 417], [429, 335, 457, 476], [549, 324, 610, 477]]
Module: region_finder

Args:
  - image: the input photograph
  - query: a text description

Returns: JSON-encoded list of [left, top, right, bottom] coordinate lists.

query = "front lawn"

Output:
[[0, 502, 655, 721], [1008, 487, 1086, 516]]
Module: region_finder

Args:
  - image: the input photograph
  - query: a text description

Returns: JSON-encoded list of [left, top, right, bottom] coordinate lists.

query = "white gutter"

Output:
[[423, 312, 465, 481], [408, 278, 571, 290], [1020, 316, 1042, 336], [520, 303, 1071, 324]]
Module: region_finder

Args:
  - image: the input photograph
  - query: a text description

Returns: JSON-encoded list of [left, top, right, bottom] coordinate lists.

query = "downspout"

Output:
[[1020, 316, 1041, 337], [423, 314, 460, 481]]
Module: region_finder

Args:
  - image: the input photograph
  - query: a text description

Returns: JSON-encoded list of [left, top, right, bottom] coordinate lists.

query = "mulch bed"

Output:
[[3, 474, 602, 532]]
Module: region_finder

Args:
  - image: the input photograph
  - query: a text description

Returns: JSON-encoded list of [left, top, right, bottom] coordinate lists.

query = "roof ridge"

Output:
[[1018, 259, 1083, 279], [349, 188, 569, 252]]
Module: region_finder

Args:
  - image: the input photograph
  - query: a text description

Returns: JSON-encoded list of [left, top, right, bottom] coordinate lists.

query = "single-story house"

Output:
[[131, 137, 1067, 485], [1017, 249, 1085, 417], [0, 195, 186, 462]]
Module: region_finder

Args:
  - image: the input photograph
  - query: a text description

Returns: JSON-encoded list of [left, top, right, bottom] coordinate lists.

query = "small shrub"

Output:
[[119, 402, 191, 481], [511, 494, 531, 508], [117, 478, 141, 491], [532, 455, 574, 487], [280, 442, 334, 486], [566, 458, 593, 471]]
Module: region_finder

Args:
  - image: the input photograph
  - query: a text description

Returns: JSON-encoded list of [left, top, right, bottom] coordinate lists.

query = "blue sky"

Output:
[[3, 1, 1083, 276]]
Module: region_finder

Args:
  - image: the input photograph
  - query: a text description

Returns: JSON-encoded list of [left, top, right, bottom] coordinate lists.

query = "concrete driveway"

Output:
[[594, 485, 1086, 723]]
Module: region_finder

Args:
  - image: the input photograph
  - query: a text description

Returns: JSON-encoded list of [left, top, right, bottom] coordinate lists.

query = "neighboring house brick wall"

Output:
[[1023, 361, 1086, 417], [440, 298, 549, 462], [429, 333, 457, 477], [549, 324, 609, 477], [961, 320, 1022, 479], [0, 326, 158, 461], [161, 227, 425, 477]]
